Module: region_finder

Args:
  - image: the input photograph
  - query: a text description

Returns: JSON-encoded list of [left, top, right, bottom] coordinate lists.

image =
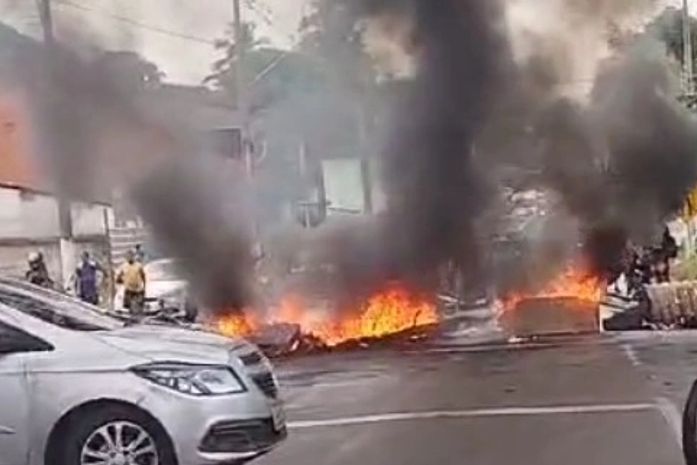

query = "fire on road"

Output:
[[217, 284, 439, 349]]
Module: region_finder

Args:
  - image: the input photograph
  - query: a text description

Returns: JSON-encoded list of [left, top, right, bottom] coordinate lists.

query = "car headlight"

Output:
[[132, 363, 246, 396]]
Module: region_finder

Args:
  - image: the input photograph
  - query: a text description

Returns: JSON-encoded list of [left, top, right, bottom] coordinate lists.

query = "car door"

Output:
[[0, 318, 50, 465]]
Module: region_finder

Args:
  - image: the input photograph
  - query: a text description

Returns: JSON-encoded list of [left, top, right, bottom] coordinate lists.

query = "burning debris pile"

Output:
[[501, 266, 604, 313], [7, 0, 697, 346], [498, 265, 604, 337], [217, 284, 438, 354]]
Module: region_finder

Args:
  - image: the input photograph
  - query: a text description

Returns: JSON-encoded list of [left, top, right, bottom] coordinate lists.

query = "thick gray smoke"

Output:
[[317, 0, 697, 295], [10, 41, 256, 311], [6, 0, 697, 314], [308, 0, 511, 298], [131, 156, 255, 310], [536, 47, 697, 276]]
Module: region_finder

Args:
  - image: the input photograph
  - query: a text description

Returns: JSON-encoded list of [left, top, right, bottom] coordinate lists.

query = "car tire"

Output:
[[56, 403, 177, 465], [683, 380, 697, 465]]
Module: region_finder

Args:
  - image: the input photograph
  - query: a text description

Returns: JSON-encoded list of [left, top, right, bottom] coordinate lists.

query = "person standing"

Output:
[[75, 251, 103, 305], [134, 244, 146, 263], [650, 227, 678, 284], [116, 250, 146, 315], [660, 227, 678, 281]]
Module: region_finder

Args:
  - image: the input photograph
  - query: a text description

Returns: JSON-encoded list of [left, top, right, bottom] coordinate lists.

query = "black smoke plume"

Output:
[[534, 47, 697, 277], [313, 0, 511, 297], [320, 0, 697, 294], [7, 0, 697, 315], [9, 40, 256, 312]]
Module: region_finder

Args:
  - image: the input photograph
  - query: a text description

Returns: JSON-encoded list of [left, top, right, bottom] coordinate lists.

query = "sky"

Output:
[[0, 0, 309, 84], [0, 0, 691, 85]]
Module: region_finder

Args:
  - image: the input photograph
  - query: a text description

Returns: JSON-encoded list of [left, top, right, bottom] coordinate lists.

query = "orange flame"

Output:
[[216, 312, 259, 338], [216, 284, 438, 347], [501, 266, 603, 312]]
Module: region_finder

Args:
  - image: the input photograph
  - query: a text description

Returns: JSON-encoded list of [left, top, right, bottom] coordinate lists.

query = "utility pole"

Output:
[[684, 0, 696, 257], [232, 0, 250, 173], [684, 0, 694, 95], [232, 0, 262, 259], [36, 0, 76, 289], [36, 0, 54, 43]]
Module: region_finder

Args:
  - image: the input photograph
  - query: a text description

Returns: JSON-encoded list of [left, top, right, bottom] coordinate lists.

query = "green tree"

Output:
[[204, 4, 384, 225], [298, 0, 376, 93], [204, 22, 268, 97]]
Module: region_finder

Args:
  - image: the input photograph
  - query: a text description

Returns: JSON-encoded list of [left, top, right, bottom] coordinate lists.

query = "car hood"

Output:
[[94, 325, 250, 364]]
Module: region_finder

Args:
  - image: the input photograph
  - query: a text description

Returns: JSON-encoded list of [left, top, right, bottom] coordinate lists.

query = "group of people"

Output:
[[614, 228, 679, 296], [24, 245, 147, 312]]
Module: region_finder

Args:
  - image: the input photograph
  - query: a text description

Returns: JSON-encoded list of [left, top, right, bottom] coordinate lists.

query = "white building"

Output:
[[0, 93, 113, 284]]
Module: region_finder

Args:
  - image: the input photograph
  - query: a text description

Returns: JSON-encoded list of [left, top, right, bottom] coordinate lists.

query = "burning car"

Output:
[[0, 278, 285, 465]]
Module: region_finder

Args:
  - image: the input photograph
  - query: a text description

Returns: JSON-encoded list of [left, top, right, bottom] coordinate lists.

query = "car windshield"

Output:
[[0, 282, 123, 331], [145, 260, 181, 281]]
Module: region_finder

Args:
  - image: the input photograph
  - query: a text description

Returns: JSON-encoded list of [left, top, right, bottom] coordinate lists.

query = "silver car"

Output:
[[0, 279, 286, 465]]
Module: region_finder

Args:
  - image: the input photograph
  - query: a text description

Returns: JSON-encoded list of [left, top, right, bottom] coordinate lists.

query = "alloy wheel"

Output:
[[80, 420, 159, 465]]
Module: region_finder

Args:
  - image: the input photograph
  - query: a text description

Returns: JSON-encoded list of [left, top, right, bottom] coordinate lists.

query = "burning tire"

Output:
[[683, 380, 697, 465], [54, 404, 176, 465]]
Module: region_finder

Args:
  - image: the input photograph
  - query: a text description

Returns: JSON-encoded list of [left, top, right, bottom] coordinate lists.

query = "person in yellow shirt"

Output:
[[116, 250, 146, 314]]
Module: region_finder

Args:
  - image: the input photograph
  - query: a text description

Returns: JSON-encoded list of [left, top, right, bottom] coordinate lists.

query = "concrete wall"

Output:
[[0, 187, 111, 239], [71, 201, 109, 237], [0, 188, 60, 239], [0, 240, 61, 279], [0, 185, 113, 286]]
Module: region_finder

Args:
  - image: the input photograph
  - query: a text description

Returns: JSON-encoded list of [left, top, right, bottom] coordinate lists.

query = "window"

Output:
[[0, 320, 51, 354], [0, 285, 123, 332], [0, 320, 25, 340]]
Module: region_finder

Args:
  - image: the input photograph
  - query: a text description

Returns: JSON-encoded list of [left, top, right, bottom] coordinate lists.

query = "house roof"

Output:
[[142, 84, 242, 130]]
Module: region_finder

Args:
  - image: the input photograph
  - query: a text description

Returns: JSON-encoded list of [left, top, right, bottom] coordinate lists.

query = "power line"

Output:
[[52, 0, 216, 45]]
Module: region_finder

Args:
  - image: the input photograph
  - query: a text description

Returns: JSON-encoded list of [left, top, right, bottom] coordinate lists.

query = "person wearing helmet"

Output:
[[25, 251, 53, 288]]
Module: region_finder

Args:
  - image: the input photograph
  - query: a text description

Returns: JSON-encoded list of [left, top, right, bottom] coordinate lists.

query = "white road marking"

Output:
[[619, 343, 682, 446], [288, 403, 658, 429], [656, 397, 683, 447], [621, 343, 642, 367]]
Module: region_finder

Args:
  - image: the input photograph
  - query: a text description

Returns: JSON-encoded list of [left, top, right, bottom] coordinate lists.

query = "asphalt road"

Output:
[[256, 333, 691, 465]]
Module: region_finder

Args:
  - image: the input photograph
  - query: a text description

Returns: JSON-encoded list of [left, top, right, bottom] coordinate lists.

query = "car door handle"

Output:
[[0, 426, 15, 435]]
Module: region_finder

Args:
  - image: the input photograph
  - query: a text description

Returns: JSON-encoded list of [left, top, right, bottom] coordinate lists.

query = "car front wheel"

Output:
[[57, 404, 176, 465]]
